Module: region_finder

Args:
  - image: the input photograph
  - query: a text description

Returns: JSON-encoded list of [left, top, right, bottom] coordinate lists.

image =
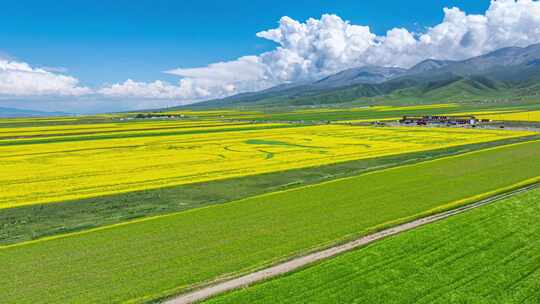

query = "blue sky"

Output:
[[1, 0, 489, 87], [2, 0, 539, 113]]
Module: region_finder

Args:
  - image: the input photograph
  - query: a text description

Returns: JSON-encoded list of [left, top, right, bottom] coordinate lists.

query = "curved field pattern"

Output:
[[479, 110, 540, 122], [0, 123, 533, 208]]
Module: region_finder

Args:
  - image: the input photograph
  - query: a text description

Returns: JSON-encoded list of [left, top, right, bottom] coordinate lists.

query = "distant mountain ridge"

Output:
[[313, 66, 407, 87], [182, 43, 540, 108], [0, 106, 69, 118], [406, 59, 454, 74]]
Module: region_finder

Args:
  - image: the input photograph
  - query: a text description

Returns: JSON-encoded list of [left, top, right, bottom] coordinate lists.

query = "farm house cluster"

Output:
[[400, 115, 489, 126]]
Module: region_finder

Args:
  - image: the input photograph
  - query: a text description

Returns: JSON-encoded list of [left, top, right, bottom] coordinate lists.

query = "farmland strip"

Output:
[[0, 140, 539, 303], [1, 134, 538, 246], [203, 186, 540, 304], [0, 123, 295, 147], [1, 124, 532, 208], [173, 182, 540, 304]]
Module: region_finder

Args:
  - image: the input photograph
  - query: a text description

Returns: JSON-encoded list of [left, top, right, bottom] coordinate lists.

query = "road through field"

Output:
[[3, 140, 539, 303], [165, 182, 540, 304]]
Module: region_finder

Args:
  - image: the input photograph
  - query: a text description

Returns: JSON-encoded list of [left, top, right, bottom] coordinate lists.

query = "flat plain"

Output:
[[1, 121, 531, 208], [1, 140, 539, 303], [479, 109, 540, 122], [205, 186, 540, 304], [3, 132, 538, 246]]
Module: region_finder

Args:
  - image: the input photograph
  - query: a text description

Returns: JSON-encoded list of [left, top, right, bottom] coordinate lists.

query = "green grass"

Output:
[[0, 140, 539, 303], [244, 103, 540, 122], [0, 123, 298, 147], [0, 121, 248, 140], [191, 71, 540, 108], [2, 135, 538, 246], [205, 186, 540, 304]]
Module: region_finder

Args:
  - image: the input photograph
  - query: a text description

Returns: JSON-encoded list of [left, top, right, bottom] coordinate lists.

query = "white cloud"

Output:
[[252, 0, 540, 74], [256, 15, 376, 79], [100, 56, 271, 102], [7, 0, 540, 110], [99, 79, 185, 99], [166, 56, 266, 83], [105, 0, 540, 104], [0, 59, 91, 96]]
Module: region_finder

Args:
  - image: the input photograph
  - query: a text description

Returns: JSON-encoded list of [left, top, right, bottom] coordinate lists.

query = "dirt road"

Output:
[[164, 183, 540, 304]]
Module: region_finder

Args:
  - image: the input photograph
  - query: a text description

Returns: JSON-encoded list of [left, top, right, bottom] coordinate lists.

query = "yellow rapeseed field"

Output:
[[333, 118, 400, 124], [478, 110, 540, 122], [0, 120, 246, 138], [0, 123, 533, 208]]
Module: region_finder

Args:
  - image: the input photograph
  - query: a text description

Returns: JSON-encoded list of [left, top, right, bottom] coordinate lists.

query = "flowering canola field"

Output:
[[478, 110, 540, 122], [0, 122, 533, 208], [0, 120, 248, 138]]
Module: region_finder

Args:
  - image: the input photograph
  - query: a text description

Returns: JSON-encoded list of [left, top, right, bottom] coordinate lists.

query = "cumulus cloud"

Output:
[[256, 15, 376, 79], [101, 56, 271, 101], [0, 59, 91, 96], [7, 0, 540, 108], [99, 79, 185, 99], [257, 0, 540, 71], [102, 0, 540, 103]]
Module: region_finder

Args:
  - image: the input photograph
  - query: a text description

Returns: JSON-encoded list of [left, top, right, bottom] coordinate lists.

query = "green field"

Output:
[[206, 186, 540, 304], [2, 134, 537, 246], [160, 101, 540, 122], [0, 140, 539, 303], [234, 102, 540, 122], [242, 105, 464, 122]]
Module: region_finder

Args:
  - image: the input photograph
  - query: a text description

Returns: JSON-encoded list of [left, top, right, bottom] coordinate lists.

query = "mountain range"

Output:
[[186, 43, 540, 108], [0, 106, 69, 118]]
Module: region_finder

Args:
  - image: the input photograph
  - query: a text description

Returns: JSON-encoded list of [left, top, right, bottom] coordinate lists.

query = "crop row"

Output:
[[206, 186, 540, 304], [0, 140, 539, 303], [0, 124, 532, 208]]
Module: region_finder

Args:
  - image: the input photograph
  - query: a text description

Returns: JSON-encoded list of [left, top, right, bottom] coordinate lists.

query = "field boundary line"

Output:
[[1, 138, 538, 250], [3, 130, 534, 210], [163, 182, 540, 304]]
